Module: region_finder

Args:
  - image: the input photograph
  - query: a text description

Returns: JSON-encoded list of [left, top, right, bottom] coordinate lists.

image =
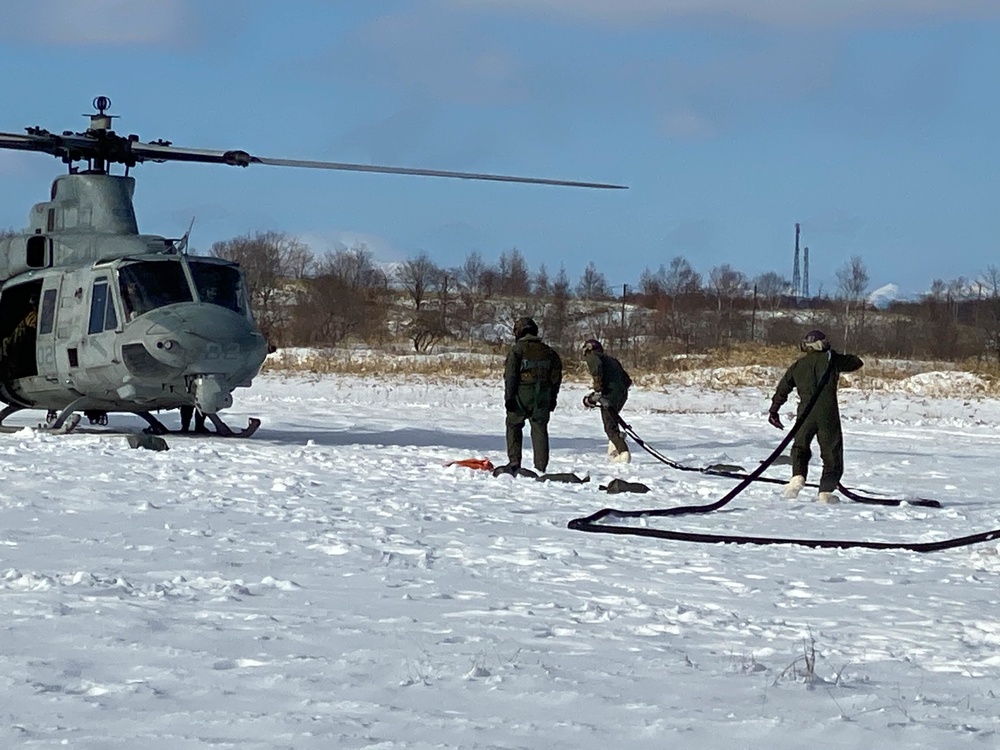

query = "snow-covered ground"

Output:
[[2, 370, 1000, 749]]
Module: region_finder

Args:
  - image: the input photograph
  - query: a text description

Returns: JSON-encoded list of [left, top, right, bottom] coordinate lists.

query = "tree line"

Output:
[[204, 231, 1000, 365]]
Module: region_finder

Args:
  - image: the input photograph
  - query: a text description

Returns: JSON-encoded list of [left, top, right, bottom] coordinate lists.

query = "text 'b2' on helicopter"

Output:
[[0, 96, 626, 437]]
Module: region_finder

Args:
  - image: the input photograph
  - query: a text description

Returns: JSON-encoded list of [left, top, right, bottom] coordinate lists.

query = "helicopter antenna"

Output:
[[88, 96, 116, 132], [175, 216, 196, 254]]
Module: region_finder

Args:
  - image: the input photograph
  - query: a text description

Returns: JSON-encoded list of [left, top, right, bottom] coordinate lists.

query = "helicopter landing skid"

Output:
[[138, 411, 261, 438], [0, 404, 82, 434]]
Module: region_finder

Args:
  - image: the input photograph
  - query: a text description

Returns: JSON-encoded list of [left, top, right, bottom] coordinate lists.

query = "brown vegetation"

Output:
[[201, 233, 1000, 393]]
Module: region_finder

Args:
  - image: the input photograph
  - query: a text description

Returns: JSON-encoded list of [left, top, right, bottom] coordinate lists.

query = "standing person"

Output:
[[498, 317, 562, 475], [582, 339, 632, 463], [768, 329, 863, 503]]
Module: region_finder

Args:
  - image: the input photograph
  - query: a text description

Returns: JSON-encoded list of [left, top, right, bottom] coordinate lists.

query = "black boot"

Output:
[[492, 462, 521, 477]]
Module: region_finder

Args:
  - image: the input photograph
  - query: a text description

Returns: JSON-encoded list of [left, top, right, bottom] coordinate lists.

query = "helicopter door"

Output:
[[0, 280, 43, 386], [81, 276, 120, 366], [35, 279, 62, 382]]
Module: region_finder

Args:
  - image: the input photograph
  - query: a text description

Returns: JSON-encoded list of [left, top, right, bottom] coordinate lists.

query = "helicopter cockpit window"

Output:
[[189, 261, 246, 314], [88, 278, 118, 334], [118, 260, 193, 321]]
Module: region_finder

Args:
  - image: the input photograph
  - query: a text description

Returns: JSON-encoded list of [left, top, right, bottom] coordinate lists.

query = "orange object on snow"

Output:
[[445, 458, 495, 471]]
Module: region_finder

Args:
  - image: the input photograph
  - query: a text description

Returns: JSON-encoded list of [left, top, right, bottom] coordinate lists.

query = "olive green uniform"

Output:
[[504, 334, 562, 472], [585, 350, 631, 455], [770, 349, 863, 492]]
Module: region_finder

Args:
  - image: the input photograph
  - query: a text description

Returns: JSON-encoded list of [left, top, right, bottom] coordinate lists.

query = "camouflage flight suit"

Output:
[[0, 309, 38, 381], [504, 333, 562, 472], [585, 349, 632, 455], [770, 348, 863, 492]]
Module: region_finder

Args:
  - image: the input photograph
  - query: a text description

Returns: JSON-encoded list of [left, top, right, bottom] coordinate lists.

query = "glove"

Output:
[[596, 395, 611, 409], [768, 410, 784, 430], [505, 398, 519, 413], [583, 392, 599, 409]]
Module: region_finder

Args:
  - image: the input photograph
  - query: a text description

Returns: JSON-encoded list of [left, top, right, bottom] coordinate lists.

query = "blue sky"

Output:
[[2, 0, 999, 298]]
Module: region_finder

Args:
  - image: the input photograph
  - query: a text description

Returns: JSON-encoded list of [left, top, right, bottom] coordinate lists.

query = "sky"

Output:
[[2, 1, 1000, 299], [3, 362, 1000, 746]]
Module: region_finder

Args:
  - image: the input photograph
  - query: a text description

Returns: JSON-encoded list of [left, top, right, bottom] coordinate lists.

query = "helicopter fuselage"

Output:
[[0, 173, 268, 424]]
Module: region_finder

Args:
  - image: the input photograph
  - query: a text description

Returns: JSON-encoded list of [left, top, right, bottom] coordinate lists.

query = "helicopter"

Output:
[[0, 96, 626, 437]]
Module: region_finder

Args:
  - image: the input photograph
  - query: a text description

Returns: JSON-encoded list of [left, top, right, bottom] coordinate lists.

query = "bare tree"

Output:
[[980, 265, 1000, 298], [434, 268, 458, 332], [459, 252, 486, 296], [663, 256, 702, 296], [407, 309, 448, 353], [325, 243, 386, 290], [479, 267, 500, 299], [576, 261, 611, 301], [542, 264, 573, 348], [639, 265, 667, 298], [836, 255, 870, 303], [289, 244, 389, 347], [533, 263, 550, 298], [397, 251, 439, 312], [499, 248, 531, 297], [709, 263, 748, 344], [978, 265, 1000, 362], [836, 255, 869, 346], [660, 255, 703, 347], [754, 271, 790, 311], [211, 230, 311, 345]]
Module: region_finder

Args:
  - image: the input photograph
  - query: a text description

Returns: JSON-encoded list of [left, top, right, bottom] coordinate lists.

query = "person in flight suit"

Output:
[[0, 295, 39, 381], [768, 329, 863, 503], [582, 339, 633, 463], [498, 317, 562, 475]]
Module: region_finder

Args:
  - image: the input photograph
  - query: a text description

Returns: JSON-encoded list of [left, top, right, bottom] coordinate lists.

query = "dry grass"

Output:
[[261, 343, 1000, 395]]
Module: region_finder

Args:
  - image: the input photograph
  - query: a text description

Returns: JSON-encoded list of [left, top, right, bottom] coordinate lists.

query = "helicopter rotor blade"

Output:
[[130, 142, 627, 190], [0, 130, 56, 153]]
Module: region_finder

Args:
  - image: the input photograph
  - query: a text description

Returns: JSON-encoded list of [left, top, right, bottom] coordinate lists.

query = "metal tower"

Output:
[[791, 223, 801, 296], [802, 246, 809, 298]]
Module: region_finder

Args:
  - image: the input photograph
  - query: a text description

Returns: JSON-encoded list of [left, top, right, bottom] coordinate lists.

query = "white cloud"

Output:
[[0, 0, 191, 45], [449, 0, 1000, 28]]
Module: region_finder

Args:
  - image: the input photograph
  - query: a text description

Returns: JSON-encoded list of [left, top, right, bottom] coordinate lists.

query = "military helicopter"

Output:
[[0, 96, 625, 437]]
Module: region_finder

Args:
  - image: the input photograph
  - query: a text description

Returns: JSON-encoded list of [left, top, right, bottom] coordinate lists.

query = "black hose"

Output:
[[566, 360, 1000, 552]]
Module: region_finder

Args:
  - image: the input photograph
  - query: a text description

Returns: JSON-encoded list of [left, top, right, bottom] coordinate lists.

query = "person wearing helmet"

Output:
[[497, 316, 562, 475], [582, 338, 633, 463], [768, 329, 863, 503]]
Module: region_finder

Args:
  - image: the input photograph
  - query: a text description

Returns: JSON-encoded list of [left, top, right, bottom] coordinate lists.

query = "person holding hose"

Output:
[[768, 330, 863, 503]]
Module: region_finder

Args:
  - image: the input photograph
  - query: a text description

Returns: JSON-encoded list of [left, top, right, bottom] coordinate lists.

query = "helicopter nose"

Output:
[[125, 304, 267, 377]]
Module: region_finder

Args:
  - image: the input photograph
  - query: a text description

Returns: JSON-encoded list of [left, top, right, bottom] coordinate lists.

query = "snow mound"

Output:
[[897, 371, 989, 397]]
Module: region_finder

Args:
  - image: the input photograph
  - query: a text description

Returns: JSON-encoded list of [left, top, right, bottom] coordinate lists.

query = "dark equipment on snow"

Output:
[[491, 464, 588, 483], [600, 479, 650, 494]]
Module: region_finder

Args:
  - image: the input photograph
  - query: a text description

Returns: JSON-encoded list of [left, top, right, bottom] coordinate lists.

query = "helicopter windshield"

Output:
[[118, 259, 193, 320], [188, 260, 247, 314]]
